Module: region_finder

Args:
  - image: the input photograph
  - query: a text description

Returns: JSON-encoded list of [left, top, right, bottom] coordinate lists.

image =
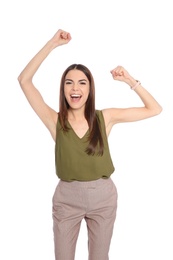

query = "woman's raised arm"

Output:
[[102, 66, 162, 136], [18, 29, 71, 140]]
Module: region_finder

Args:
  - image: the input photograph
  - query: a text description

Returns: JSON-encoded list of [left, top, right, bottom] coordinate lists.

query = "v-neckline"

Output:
[[67, 120, 89, 140]]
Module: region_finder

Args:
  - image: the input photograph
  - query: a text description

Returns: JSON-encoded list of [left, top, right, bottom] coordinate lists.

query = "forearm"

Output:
[[18, 40, 55, 85], [111, 66, 162, 115], [133, 84, 162, 114], [123, 75, 162, 114]]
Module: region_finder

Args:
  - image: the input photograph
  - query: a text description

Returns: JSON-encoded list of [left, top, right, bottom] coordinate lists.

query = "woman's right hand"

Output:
[[50, 29, 72, 48]]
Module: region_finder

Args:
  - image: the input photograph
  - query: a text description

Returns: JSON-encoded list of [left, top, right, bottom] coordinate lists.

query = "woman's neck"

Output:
[[67, 108, 85, 121]]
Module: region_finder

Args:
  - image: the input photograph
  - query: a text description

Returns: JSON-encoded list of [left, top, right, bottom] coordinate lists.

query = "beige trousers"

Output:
[[52, 178, 118, 260]]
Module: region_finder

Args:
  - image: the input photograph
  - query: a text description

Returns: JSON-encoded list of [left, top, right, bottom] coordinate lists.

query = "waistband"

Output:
[[59, 177, 112, 189]]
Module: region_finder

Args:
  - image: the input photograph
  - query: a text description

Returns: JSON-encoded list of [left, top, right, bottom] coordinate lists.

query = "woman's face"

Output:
[[64, 69, 90, 111]]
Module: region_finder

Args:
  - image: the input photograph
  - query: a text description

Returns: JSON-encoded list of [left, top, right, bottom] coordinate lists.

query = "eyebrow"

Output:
[[65, 79, 87, 82]]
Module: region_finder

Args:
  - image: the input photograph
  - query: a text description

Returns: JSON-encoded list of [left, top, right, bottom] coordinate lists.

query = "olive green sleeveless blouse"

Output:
[[55, 110, 115, 181]]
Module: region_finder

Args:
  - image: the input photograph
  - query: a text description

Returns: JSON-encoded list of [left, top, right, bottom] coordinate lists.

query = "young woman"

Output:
[[18, 29, 162, 260]]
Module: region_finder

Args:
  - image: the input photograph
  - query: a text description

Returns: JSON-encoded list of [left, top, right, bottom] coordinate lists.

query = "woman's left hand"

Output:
[[110, 66, 136, 86]]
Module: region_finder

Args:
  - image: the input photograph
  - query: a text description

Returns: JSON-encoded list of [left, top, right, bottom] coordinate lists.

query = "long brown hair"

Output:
[[59, 64, 104, 155]]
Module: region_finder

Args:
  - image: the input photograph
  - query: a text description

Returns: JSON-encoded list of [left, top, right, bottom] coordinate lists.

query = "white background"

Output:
[[0, 0, 173, 259]]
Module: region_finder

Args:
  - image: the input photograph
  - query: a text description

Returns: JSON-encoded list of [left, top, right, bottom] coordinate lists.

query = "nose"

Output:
[[72, 83, 79, 91]]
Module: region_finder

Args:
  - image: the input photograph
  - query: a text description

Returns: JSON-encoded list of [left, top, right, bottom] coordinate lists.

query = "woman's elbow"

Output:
[[154, 105, 163, 116], [17, 74, 30, 88], [17, 74, 22, 84], [17, 74, 24, 86]]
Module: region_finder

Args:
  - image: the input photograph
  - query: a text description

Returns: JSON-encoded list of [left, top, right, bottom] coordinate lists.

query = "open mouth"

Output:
[[70, 94, 82, 101]]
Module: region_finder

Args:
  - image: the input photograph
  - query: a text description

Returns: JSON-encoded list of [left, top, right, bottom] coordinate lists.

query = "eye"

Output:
[[80, 81, 86, 85], [65, 81, 72, 85]]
